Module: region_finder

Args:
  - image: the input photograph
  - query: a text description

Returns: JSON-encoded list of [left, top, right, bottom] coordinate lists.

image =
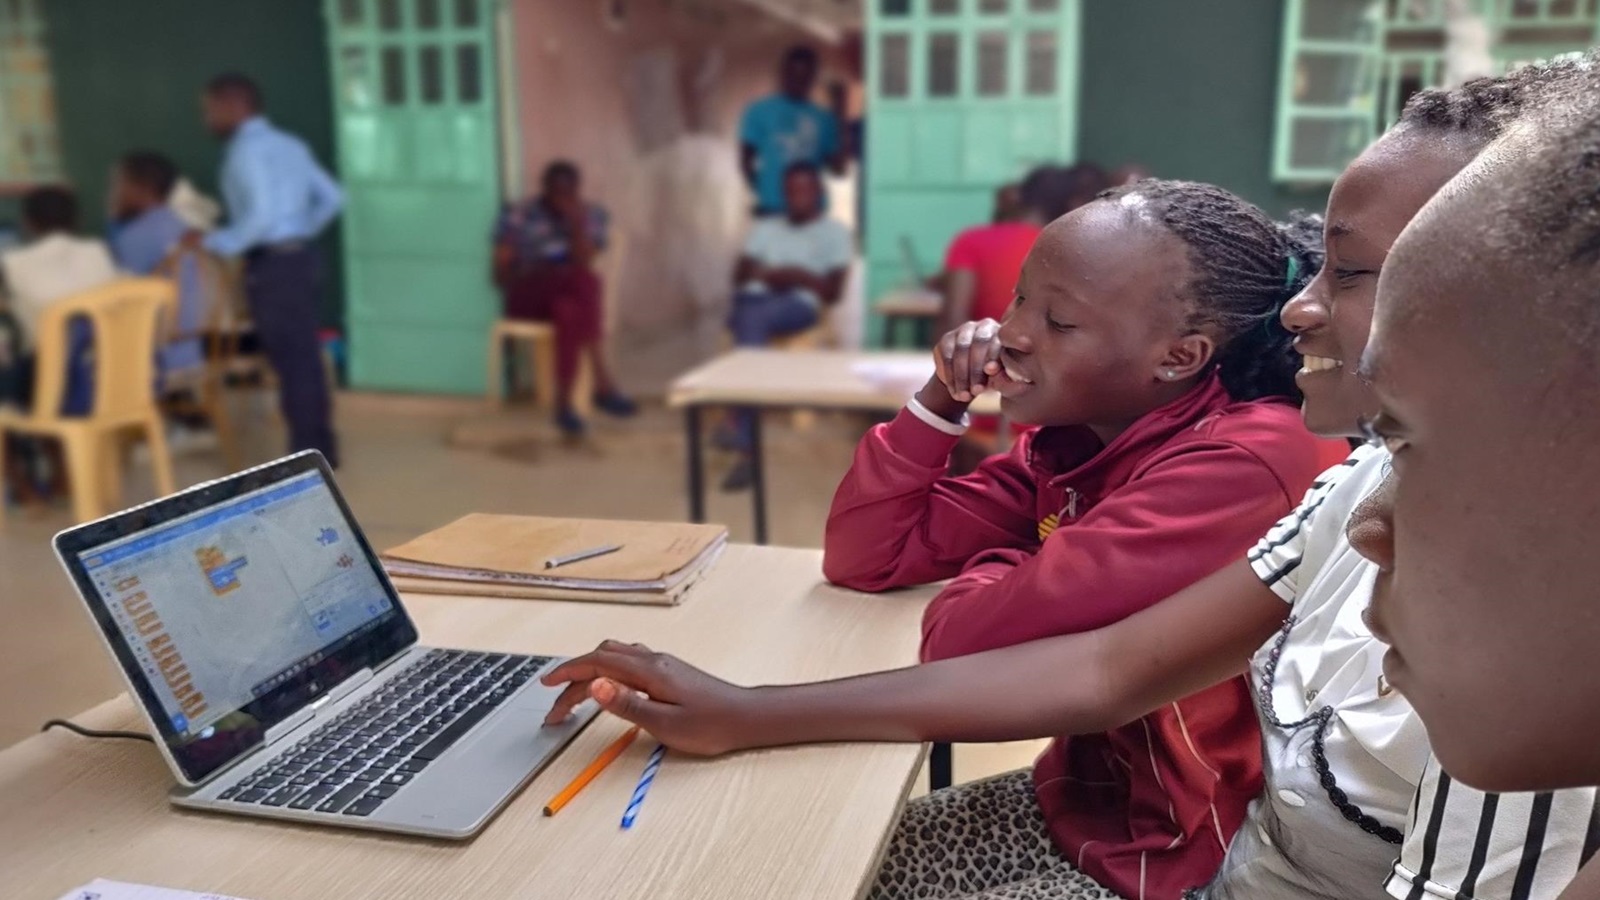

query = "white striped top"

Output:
[[1385, 757, 1600, 899]]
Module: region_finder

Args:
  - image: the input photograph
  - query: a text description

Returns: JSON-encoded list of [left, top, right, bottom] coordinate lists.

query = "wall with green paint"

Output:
[[42, 0, 345, 326], [1077, 0, 1331, 219]]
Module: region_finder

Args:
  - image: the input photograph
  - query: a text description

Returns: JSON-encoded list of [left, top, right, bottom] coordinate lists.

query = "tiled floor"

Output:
[[0, 389, 1045, 785]]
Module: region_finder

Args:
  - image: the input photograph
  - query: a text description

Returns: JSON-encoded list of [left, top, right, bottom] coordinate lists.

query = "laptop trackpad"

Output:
[[376, 685, 597, 838]]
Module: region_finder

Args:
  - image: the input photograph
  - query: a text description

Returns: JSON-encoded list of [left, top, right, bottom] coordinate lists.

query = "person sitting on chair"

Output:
[[110, 151, 206, 381], [493, 160, 636, 438], [0, 186, 118, 507], [720, 161, 853, 492]]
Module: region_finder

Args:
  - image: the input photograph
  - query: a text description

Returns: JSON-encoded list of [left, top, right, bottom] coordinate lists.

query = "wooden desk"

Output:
[[669, 349, 1001, 544], [0, 546, 932, 900], [875, 287, 942, 348]]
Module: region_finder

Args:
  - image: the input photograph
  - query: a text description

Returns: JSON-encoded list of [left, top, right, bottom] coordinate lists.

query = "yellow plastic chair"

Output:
[[0, 277, 178, 525], [486, 232, 628, 416]]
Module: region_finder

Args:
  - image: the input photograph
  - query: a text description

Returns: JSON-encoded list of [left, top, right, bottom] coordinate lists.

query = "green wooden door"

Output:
[[864, 0, 1081, 346], [325, 0, 500, 393]]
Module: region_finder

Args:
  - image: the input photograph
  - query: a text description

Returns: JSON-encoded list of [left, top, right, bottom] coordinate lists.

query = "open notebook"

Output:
[[382, 514, 728, 606]]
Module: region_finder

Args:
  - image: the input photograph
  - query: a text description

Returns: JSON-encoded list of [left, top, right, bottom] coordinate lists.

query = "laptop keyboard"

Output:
[[216, 649, 550, 817]]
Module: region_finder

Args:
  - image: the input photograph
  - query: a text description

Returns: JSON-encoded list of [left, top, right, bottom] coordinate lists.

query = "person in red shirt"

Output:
[[938, 163, 1107, 333], [545, 179, 1342, 898]]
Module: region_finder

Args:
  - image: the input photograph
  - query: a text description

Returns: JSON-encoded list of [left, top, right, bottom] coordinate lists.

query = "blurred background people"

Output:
[[493, 160, 637, 438]]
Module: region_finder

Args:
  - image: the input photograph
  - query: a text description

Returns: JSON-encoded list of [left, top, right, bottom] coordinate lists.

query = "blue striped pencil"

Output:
[[620, 743, 667, 830]]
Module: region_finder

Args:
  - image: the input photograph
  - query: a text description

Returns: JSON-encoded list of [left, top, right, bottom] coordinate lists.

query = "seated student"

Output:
[[938, 163, 1105, 333], [493, 160, 636, 437], [1352, 66, 1600, 900], [719, 161, 852, 491], [109, 151, 205, 378], [539, 63, 1599, 900], [0, 186, 118, 506]]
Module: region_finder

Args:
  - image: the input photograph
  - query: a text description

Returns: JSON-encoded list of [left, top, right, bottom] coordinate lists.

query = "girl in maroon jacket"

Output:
[[813, 180, 1337, 897]]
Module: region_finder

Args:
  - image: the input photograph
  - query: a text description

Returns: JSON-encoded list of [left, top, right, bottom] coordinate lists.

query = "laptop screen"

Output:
[[56, 454, 418, 783]]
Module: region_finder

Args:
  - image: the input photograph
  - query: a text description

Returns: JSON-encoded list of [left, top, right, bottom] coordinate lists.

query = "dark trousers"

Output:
[[725, 288, 819, 451], [245, 245, 337, 467]]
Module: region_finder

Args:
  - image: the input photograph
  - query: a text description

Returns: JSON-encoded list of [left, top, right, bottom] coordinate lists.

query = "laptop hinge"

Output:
[[260, 667, 375, 748]]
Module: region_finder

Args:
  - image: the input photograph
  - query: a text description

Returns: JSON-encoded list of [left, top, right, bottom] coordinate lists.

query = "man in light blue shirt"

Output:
[[739, 46, 845, 217], [188, 72, 343, 467]]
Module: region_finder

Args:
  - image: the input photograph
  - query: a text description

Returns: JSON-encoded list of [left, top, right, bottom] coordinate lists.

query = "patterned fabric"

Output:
[[870, 771, 1119, 900], [492, 198, 608, 268]]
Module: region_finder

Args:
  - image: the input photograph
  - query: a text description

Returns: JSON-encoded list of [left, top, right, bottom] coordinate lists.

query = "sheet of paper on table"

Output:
[[55, 879, 254, 900], [851, 358, 937, 399]]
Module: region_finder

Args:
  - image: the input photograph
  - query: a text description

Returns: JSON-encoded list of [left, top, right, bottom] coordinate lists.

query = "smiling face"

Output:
[[989, 198, 1211, 438], [1351, 127, 1600, 791], [1283, 128, 1480, 438]]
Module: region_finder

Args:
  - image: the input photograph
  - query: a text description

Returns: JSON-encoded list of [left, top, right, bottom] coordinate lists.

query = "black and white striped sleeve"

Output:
[[1386, 755, 1600, 900], [1246, 446, 1370, 602]]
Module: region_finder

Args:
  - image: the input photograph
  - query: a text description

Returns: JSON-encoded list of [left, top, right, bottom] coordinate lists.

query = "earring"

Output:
[[1163, 369, 1177, 380]]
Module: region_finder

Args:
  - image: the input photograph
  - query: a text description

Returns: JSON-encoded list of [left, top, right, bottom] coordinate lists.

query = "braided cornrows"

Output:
[[1100, 179, 1319, 402]]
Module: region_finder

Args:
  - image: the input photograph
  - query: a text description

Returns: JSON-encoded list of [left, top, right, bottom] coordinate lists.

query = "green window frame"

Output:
[[1273, 0, 1600, 185], [0, 0, 63, 187]]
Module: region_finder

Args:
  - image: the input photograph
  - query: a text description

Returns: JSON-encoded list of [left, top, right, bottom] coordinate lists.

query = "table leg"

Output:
[[686, 405, 706, 523], [750, 410, 769, 545], [929, 742, 953, 791]]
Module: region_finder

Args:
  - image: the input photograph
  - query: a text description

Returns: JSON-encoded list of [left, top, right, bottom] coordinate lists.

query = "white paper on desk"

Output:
[[55, 879, 255, 900], [851, 358, 937, 398]]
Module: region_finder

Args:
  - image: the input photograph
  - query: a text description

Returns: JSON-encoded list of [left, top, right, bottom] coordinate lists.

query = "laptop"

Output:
[[53, 451, 599, 839]]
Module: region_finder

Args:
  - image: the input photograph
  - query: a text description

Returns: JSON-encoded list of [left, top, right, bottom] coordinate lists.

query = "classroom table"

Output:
[[875, 287, 942, 348], [0, 545, 934, 900], [668, 348, 1002, 546]]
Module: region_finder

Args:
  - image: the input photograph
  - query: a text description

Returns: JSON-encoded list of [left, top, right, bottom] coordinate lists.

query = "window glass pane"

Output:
[[980, 0, 1009, 12], [1028, 0, 1060, 11], [381, 46, 406, 104], [454, 0, 480, 28], [339, 46, 375, 108], [1289, 117, 1369, 171], [1294, 52, 1371, 106], [1025, 30, 1057, 95], [1302, 0, 1380, 40], [977, 31, 1008, 96], [456, 43, 483, 103], [879, 33, 910, 98], [378, 0, 402, 30], [930, 0, 959, 13], [419, 45, 444, 103], [928, 32, 959, 97], [880, 0, 911, 15], [338, 0, 365, 27], [417, 0, 441, 29]]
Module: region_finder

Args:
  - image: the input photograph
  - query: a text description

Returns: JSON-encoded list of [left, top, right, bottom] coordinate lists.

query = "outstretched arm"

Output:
[[541, 558, 1282, 756]]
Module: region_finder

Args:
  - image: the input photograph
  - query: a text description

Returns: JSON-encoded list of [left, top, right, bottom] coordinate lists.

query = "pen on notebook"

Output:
[[621, 742, 667, 830], [544, 543, 623, 570], [543, 725, 641, 817]]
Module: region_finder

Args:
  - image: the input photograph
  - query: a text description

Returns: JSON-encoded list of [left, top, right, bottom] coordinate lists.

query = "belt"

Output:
[[244, 240, 310, 261]]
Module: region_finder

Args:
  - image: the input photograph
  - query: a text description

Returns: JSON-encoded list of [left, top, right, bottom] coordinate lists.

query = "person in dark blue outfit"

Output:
[[185, 73, 343, 467]]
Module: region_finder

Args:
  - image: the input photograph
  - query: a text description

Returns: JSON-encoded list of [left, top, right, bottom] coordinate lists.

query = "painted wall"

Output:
[[42, 0, 345, 326], [1077, 0, 1331, 219]]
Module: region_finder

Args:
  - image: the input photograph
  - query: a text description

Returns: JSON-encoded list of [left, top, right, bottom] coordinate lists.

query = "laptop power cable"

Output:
[[41, 718, 155, 744]]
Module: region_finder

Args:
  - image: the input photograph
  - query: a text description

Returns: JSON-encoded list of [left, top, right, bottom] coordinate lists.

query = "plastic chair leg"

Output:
[[62, 432, 103, 525], [486, 330, 505, 405], [531, 334, 558, 412], [99, 431, 123, 513], [146, 417, 176, 497]]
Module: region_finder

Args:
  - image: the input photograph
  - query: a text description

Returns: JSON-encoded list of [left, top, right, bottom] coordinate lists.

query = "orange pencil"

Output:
[[542, 725, 642, 817]]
